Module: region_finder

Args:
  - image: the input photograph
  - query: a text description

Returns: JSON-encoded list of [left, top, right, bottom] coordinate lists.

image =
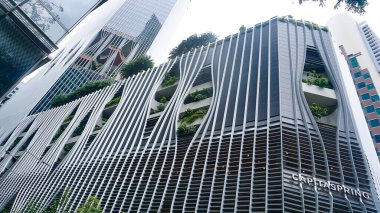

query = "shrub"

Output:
[[161, 73, 179, 87], [179, 108, 208, 124], [159, 96, 168, 104], [309, 103, 329, 118], [303, 70, 331, 88], [155, 104, 166, 113], [184, 87, 213, 104], [177, 123, 197, 136], [105, 96, 121, 107], [120, 55, 154, 79], [50, 79, 113, 107]]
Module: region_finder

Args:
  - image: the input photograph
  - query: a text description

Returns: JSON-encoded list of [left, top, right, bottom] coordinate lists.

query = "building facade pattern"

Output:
[[29, 0, 178, 114], [0, 18, 379, 212], [360, 23, 380, 72]]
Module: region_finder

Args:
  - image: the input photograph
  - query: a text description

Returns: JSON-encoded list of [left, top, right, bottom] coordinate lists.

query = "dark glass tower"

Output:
[[29, 0, 180, 114], [0, 17, 379, 212], [0, 0, 106, 99]]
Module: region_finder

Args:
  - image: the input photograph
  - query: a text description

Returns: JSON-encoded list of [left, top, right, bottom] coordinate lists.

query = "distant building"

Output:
[[0, 0, 107, 99], [328, 14, 380, 160], [29, 0, 185, 114], [0, 17, 379, 212]]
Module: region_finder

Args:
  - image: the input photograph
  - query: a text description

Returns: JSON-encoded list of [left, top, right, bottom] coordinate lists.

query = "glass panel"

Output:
[[20, 0, 66, 42], [40, 0, 100, 29]]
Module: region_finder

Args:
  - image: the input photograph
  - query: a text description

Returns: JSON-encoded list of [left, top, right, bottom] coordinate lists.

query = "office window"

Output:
[[357, 82, 365, 89], [366, 105, 375, 113], [372, 95, 380, 102], [376, 108, 380, 115], [361, 93, 370, 100], [363, 73, 370, 79], [350, 58, 360, 68], [367, 83, 375, 90], [353, 71, 362, 78], [370, 119, 380, 127]]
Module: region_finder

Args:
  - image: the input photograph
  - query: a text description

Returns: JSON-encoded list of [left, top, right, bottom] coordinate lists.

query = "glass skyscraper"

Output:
[[0, 0, 106, 99], [29, 0, 183, 114], [0, 17, 379, 212]]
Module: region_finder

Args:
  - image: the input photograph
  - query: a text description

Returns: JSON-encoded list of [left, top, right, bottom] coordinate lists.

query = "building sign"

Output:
[[291, 173, 370, 200]]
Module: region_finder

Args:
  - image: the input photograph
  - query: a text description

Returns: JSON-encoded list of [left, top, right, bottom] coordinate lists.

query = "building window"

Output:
[[374, 135, 380, 143], [376, 108, 380, 115], [362, 93, 370, 100], [354, 71, 362, 78], [350, 58, 360, 68], [372, 95, 380, 102], [370, 119, 380, 127], [357, 82, 366, 89], [363, 73, 370, 79], [367, 83, 375, 90], [366, 105, 375, 113]]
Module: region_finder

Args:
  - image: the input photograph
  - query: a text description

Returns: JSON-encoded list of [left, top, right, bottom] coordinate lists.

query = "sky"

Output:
[[160, 0, 380, 64]]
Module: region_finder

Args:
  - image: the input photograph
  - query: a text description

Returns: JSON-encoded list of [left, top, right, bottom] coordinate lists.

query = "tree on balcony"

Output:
[[120, 55, 154, 79]]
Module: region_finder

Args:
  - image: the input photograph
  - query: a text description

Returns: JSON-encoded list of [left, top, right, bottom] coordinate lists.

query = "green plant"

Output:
[[298, 0, 367, 14], [184, 87, 213, 104], [159, 96, 168, 104], [120, 55, 154, 79], [105, 96, 121, 107], [51, 79, 113, 107], [161, 73, 179, 87], [177, 123, 197, 136], [169, 32, 217, 59], [309, 103, 329, 118], [179, 108, 208, 125], [77, 196, 102, 213], [155, 104, 166, 113], [64, 115, 75, 123], [303, 70, 331, 88]]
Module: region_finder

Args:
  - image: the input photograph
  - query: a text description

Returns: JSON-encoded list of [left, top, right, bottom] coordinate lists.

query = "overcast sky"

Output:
[[158, 0, 380, 63]]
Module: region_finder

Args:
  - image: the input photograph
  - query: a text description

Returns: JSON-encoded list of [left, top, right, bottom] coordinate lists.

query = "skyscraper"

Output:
[[29, 0, 186, 114], [0, 0, 107, 100], [328, 14, 380, 160], [0, 17, 379, 212], [360, 22, 380, 72]]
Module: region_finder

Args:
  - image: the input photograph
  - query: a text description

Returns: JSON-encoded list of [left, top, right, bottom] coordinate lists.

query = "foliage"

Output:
[[161, 73, 179, 87], [23, 188, 71, 213], [77, 196, 102, 213], [184, 87, 213, 104], [169, 32, 217, 59], [298, 0, 367, 14], [159, 96, 168, 104], [179, 108, 208, 125], [239, 25, 246, 32], [51, 79, 113, 107], [52, 123, 69, 142], [105, 96, 121, 107], [64, 115, 75, 123], [155, 104, 166, 113], [303, 70, 331, 88], [309, 103, 330, 118], [120, 55, 154, 79], [177, 123, 197, 136]]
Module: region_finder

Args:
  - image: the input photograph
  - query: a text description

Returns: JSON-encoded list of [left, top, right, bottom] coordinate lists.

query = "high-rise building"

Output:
[[28, 0, 186, 114], [0, 0, 107, 100], [328, 14, 380, 161], [0, 17, 379, 212], [360, 22, 380, 72]]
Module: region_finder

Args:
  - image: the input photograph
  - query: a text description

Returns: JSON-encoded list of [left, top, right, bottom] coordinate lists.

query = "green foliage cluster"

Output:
[[153, 96, 168, 113], [176, 107, 208, 136], [177, 123, 197, 136], [302, 70, 331, 88], [309, 103, 330, 118], [120, 55, 154, 79], [184, 87, 213, 104], [8, 137, 22, 151], [169, 32, 217, 59], [24, 188, 71, 213], [52, 123, 69, 142], [161, 73, 179, 87], [179, 108, 208, 125], [51, 79, 113, 108], [298, 0, 368, 14], [77, 196, 102, 213], [105, 96, 121, 107]]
